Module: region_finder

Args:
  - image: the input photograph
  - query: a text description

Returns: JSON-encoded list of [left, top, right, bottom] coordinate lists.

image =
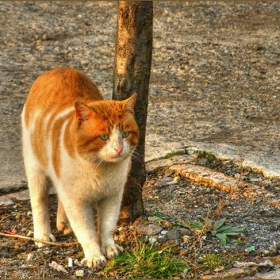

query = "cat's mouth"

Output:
[[97, 148, 130, 163], [96, 152, 124, 163], [108, 153, 124, 162]]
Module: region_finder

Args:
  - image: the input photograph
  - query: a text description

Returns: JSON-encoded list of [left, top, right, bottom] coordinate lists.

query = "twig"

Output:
[[0, 232, 79, 247], [10, 199, 28, 209]]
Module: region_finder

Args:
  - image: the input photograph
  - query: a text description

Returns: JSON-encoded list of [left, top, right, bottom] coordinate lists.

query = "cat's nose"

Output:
[[114, 146, 123, 154]]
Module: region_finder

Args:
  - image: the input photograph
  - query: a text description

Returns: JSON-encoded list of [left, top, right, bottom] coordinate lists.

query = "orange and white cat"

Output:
[[21, 67, 139, 267]]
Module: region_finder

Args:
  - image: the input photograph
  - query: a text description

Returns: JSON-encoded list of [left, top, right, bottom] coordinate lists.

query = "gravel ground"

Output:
[[1, 154, 280, 278], [145, 154, 280, 258], [1, 1, 280, 278]]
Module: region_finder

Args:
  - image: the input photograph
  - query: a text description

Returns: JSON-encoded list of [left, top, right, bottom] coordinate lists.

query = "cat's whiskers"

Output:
[[130, 150, 142, 163], [94, 158, 105, 169], [86, 153, 104, 169]]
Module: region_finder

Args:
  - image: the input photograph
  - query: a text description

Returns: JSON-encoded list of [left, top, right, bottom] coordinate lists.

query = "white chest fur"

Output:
[[55, 152, 130, 203]]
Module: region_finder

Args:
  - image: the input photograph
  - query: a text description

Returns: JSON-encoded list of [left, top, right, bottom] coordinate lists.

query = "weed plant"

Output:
[[104, 240, 187, 278]]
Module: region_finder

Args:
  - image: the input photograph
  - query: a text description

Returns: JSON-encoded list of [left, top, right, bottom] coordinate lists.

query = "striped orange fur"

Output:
[[22, 67, 139, 267]]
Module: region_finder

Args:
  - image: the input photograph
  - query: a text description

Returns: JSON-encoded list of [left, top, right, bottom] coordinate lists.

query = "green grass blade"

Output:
[[216, 233, 228, 246], [222, 226, 245, 234], [217, 225, 233, 232], [215, 218, 226, 230]]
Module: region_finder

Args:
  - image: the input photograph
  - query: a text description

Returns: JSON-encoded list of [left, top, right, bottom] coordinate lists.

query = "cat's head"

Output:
[[74, 94, 139, 164]]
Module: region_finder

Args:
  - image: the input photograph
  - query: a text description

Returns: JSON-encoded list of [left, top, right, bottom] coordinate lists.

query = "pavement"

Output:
[[1, 1, 280, 194]]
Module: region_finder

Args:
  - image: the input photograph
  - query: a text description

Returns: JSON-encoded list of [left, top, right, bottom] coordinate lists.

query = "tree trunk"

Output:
[[113, 1, 153, 223]]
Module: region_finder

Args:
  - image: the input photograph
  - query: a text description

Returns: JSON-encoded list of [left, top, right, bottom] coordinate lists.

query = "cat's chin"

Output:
[[105, 155, 126, 163], [100, 153, 129, 164]]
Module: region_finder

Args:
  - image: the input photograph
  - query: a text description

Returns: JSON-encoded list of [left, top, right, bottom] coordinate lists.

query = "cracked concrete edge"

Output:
[[201, 266, 280, 280], [185, 141, 280, 179], [146, 154, 274, 199], [0, 188, 56, 206], [1, 154, 273, 206], [146, 140, 280, 178], [0, 183, 27, 195]]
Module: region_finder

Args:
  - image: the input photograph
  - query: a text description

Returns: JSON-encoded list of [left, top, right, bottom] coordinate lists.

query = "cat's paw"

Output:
[[56, 222, 72, 235], [104, 244, 124, 259], [34, 233, 56, 247], [81, 255, 107, 268]]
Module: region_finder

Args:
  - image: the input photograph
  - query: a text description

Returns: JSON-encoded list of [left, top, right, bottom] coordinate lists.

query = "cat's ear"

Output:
[[75, 101, 93, 124], [122, 93, 137, 115]]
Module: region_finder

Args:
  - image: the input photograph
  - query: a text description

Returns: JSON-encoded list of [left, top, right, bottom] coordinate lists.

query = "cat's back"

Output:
[[29, 67, 102, 102], [24, 68, 103, 125]]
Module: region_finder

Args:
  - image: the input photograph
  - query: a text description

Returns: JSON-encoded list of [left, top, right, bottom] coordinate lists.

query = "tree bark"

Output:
[[113, 1, 153, 223]]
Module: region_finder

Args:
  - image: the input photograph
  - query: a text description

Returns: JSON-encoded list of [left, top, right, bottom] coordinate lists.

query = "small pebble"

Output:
[[161, 220, 171, 228], [257, 249, 270, 257], [154, 182, 164, 187], [165, 181, 178, 186], [179, 228, 192, 235], [269, 245, 278, 257], [135, 223, 163, 236], [26, 253, 34, 262], [182, 235, 191, 242], [76, 270, 84, 277], [162, 176, 173, 183], [49, 261, 67, 273], [148, 237, 157, 244], [42, 250, 50, 255], [42, 34, 52, 40], [26, 231, 33, 237], [74, 259, 82, 267], [166, 228, 181, 240], [158, 235, 166, 241]]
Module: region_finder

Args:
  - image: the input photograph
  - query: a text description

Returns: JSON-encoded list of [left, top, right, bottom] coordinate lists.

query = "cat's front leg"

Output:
[[27, 169, 56, 247], [98, 194, 124, 258], [61, 199, 106, 268]]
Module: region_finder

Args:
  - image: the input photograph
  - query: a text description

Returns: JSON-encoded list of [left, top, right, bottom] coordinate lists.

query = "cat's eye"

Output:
[[122, 131, 130, 138], [100, 134, 109, 141]]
